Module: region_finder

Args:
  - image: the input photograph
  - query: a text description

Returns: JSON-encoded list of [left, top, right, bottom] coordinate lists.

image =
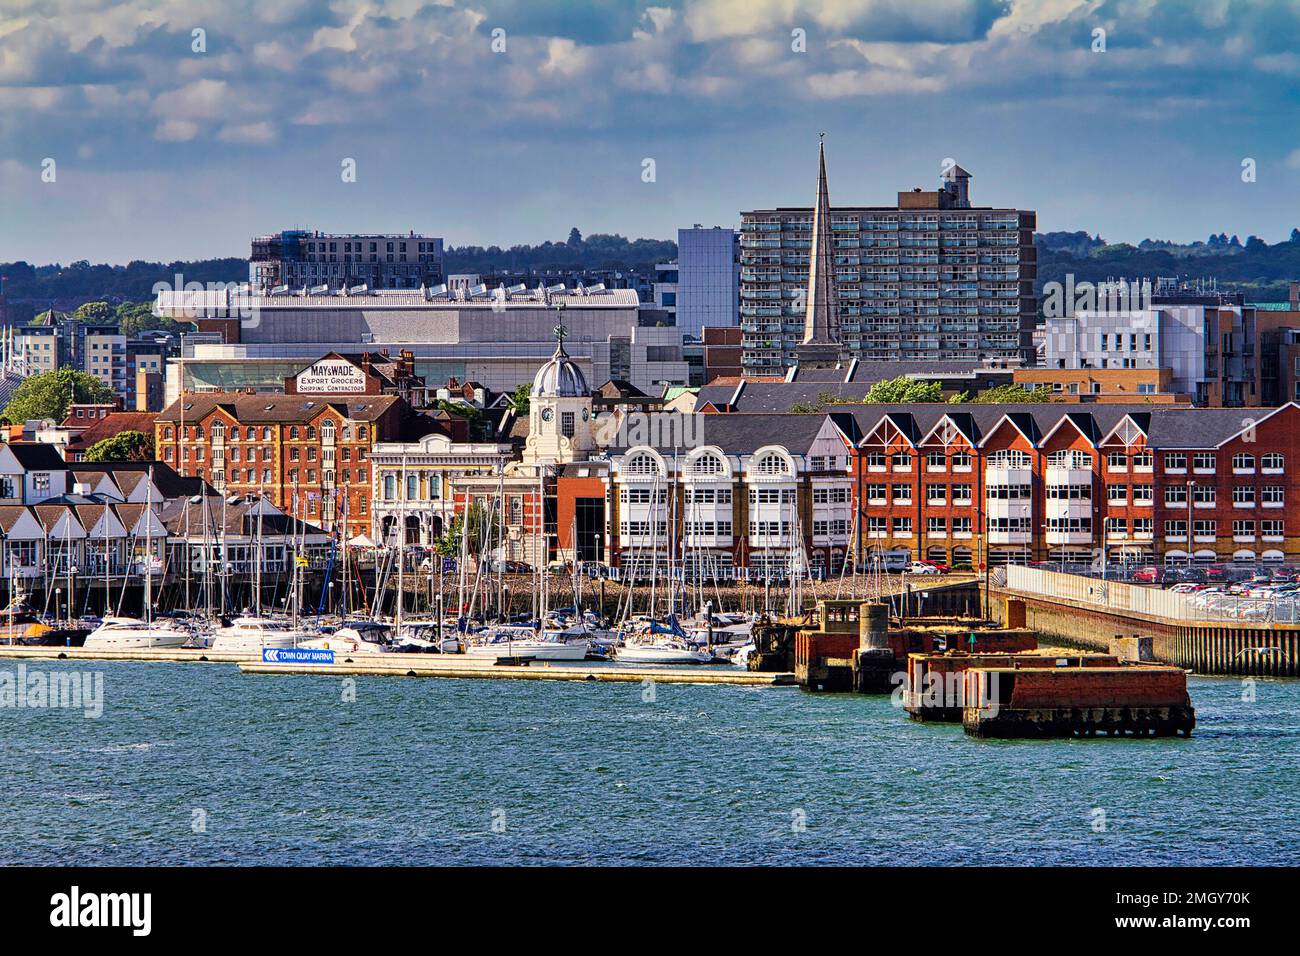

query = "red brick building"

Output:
[[154, 393, 433, 538]]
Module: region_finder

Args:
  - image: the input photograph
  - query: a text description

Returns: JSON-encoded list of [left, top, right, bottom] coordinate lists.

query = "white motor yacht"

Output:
[[614, 637, 715, 665], [297, 621, 394, 655], [209, 615, 316, 653], [83, 616, 191, 650], [463, 625, 590, 662]]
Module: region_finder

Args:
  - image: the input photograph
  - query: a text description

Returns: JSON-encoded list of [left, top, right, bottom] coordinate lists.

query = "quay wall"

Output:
[[990, 586, 1300, 677]]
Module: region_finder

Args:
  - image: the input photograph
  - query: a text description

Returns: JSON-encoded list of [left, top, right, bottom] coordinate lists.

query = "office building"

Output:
[[249, 229, 444, 291], [674, 226, 741, 341]]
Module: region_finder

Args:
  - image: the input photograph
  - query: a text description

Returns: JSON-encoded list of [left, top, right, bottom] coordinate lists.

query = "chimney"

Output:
[[1290, 281, 1298, 312]]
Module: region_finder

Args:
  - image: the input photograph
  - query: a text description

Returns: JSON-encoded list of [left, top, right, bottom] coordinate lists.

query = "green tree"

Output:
[[1, 368, 115, 423], [967, 383, 1056, 404], [789, 401, 822, 414], [84, 430, 154, 462], [504, 383, 531, 415], [862, 375, 944, 403], [433, 502, 502, 559], [73, 300, 112, 323], [114, 300, 194, 336]]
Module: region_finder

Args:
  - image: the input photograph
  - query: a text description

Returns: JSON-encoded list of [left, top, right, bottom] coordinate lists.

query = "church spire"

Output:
[[802, 134, 839, 347]]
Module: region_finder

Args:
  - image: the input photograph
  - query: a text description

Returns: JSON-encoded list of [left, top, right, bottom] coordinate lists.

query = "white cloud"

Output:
[[154, 118, 198, 141], [217, 121, 276, 144], [540, 38, 593, 78]]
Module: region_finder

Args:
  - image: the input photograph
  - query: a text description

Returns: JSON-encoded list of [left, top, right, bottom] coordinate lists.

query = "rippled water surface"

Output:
[[3, 662, 1296, 865]]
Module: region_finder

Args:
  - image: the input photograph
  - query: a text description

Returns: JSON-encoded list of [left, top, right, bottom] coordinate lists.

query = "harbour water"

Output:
[[3, 662, 1297, 865]]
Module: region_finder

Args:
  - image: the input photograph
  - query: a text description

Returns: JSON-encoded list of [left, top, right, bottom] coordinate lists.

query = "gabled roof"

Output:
[[1098, 412, 1152, 446], [1041, 411, 1103, 447], [918, 412, 978, 447], [3, 443, 66, 470], [859, 411, 922, 447]]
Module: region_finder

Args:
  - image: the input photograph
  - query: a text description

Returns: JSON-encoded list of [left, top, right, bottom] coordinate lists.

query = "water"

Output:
[[3, 661, 1297, 865]]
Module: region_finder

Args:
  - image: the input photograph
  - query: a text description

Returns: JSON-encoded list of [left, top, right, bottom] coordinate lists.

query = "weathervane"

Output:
[[553, 323, 568, 344]]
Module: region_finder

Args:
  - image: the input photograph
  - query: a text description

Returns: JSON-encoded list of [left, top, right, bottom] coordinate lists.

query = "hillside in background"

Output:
[[7, 227, 1300, 320], [1034, 230, 1300, 301]]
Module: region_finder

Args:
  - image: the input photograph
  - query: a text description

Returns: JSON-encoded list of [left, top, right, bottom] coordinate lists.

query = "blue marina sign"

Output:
[[262, 648, 335, 664]]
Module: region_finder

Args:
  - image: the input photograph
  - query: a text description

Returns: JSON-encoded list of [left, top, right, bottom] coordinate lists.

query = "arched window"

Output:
[[405, 475, 418, 499], [754, 452, 790, 476], [625, 452, 661, 476], [163, 426, 173, 440], [306, 425, 316, 440], [193, 425, 204, 440], [262, 427, 272, 441], [289, 426, 299, 440], [211, 421, 224, 439], [321, 420, 336, 440], [383, 475, 397, 500], [691, 452, 726, 476]]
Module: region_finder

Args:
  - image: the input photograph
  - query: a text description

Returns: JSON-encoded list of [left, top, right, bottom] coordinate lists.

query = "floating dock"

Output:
[[0, 645, 794, 686]]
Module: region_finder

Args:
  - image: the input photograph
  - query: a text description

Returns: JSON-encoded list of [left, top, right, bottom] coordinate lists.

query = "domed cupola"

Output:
[[532, 325, 588, 398]]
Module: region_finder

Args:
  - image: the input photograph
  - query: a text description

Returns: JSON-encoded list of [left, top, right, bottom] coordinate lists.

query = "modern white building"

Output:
[[158, 285, 690, 403], [1044, 304, 1251, 401]]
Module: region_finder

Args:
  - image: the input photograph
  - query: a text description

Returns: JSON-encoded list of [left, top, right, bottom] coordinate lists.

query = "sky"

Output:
[[2, 0, 1300, 264]]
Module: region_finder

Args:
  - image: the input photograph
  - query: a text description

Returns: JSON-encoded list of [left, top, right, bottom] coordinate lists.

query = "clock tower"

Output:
[[524, 324, 594, 467]]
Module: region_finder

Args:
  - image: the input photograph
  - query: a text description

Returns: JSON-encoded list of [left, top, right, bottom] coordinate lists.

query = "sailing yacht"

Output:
[[84, 469, 186, 650]]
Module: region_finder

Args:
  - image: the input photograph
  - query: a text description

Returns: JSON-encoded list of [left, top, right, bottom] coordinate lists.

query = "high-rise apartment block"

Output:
[[739, 148, 1036, 375]]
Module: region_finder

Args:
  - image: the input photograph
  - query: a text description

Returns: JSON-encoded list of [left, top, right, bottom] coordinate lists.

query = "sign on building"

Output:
[[296, 359, 367, 393]]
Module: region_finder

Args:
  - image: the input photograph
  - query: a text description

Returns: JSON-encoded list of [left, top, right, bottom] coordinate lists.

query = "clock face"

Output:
[[541, 408, 554, 422]]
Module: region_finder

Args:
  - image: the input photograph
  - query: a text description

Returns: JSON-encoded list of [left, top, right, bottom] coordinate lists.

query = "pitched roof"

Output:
[[66, 412, 157, 454], [157, 392, 402, 424], [3, 442, 66, 470], [613, 413, 828, 456]]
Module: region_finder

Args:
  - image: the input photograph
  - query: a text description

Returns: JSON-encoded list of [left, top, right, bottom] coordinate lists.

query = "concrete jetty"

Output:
[[238, 658, 797, 685]]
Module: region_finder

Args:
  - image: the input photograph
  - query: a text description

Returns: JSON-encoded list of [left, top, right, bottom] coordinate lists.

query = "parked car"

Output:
[[905, 561, 943, 576], [579, 561, 613, 579], [1132, 566, 1162, 584], [920, 560, 951, 574], [863, 549, 910, 574]]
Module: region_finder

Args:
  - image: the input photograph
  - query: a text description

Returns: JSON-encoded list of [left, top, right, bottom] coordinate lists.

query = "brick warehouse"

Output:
[[590, 403, 1300, 575], [154, 392, 434, 539]]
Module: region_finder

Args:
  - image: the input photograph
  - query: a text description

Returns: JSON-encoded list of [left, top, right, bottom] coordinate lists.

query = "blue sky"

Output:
[[2, 0, 1299, 264]]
